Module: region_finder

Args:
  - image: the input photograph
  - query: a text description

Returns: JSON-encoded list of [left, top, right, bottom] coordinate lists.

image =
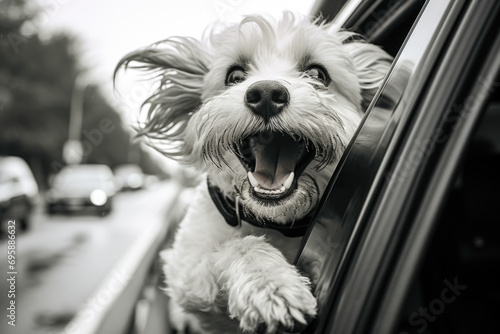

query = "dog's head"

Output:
[[116, 13, 392, 225]]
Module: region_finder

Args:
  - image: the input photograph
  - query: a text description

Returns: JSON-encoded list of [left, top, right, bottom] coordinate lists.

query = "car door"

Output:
[[296, 0, 500, 333]]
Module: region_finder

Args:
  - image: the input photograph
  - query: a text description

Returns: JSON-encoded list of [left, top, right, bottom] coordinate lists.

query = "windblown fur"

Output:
[[116, 12, 392, 334]]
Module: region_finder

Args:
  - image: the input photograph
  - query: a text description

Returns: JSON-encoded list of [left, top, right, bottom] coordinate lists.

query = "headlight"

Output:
[[90, 189, 107, 206], [127, 173, 142, 188]]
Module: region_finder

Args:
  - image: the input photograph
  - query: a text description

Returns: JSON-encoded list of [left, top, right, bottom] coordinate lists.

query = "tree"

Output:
[[0, 0, 166, 188]]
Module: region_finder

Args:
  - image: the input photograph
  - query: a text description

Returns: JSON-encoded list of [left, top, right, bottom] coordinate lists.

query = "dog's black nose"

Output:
[[245, 81, 289, 121]]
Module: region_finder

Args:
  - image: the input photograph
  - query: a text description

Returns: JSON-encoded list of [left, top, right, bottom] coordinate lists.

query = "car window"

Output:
[[342, 0, 424, 57], [0, 158, 20, 182], [298, 0, 499, 333], [297, 0, 446, 327], [366, 2, 500, 332]]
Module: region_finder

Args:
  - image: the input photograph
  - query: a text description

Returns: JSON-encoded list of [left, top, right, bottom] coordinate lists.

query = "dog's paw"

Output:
[[230, 271, 317, 334]]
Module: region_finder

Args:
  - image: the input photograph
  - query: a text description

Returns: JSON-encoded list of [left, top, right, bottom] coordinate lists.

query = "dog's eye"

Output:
[[304, 66, 329, 85], [226, 67, 246, 86]]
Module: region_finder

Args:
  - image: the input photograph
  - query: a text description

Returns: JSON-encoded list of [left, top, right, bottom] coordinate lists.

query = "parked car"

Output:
[[114, 164, 145, 191], [0, 156, 38, 231], [47, 164, 116, 216], [296, 0, 500, 333]]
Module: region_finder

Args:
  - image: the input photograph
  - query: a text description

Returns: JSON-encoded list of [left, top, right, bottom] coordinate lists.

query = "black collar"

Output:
[[207, 179, 312, 238]]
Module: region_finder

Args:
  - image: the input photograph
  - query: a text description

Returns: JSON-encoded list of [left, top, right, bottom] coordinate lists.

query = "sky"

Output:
[[33, 0, 316, 170]]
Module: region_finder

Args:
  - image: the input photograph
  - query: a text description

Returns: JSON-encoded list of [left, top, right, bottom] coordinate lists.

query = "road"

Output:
[[0, 180, 182, 334]]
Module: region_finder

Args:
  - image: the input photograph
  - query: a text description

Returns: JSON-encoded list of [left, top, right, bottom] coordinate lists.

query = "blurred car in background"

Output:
[[114, 164, 145, 191], [47, 164, 116, 216], [0, 156, 39, 231]]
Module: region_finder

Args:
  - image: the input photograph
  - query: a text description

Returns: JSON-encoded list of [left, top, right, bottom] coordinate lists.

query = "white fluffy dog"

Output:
[[117, 12, 392, 334]]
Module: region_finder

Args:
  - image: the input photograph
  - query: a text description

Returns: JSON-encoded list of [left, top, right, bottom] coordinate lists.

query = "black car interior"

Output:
[[314, 0, 424, 58], [395, 75, 500, 334]]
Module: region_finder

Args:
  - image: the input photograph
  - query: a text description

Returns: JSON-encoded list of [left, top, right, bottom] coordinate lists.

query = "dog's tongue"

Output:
[[249, 133, 299, 189]]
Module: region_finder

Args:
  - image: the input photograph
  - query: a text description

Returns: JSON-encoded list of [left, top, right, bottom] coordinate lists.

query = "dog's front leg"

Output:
[[215, 235, 317, 333]]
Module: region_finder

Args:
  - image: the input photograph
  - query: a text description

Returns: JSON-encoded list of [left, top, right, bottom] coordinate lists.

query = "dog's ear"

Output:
[[114, 37, 211, 162], [338, 32, 393, 111]]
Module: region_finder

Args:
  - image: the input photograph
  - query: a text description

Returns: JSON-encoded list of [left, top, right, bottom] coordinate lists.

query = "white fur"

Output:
[[117, 12, 392, 333]]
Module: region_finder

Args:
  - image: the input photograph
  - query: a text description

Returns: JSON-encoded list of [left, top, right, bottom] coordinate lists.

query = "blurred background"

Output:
[[0, 0, 315, 333]]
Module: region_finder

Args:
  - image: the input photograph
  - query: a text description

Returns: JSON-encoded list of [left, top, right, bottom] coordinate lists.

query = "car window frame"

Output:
[[294, 0, 471, 332], [369, 2, 500, 333]]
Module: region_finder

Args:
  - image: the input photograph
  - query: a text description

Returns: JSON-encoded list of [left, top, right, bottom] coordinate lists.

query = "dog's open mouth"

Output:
[[235, 131, 316, 200]]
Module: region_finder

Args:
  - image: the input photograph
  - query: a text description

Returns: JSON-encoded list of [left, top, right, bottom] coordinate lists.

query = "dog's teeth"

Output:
[[283, 172, 294, 190], [254, 186, 266, 194], [248, 172, 260, 188], [254, 185, 285, 195], [253, 182, 290, 195]]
